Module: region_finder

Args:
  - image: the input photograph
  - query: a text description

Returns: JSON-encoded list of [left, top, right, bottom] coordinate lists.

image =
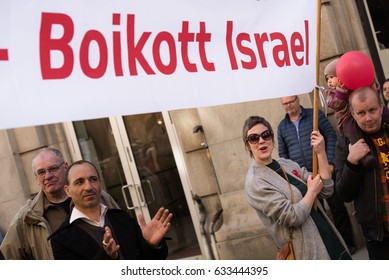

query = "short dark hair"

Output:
[[65, 160, 100, 185], [242, 116, 274, 158]]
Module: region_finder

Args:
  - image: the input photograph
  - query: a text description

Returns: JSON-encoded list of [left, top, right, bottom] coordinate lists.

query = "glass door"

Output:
[[71, 113, 200, 259], [72, 118, 132, 214]]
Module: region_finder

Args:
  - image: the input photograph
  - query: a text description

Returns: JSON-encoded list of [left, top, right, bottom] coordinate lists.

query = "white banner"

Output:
[[0, 0, 317, 129]]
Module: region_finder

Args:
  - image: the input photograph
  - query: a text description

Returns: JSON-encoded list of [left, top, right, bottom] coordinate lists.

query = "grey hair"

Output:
[[31, 147, 64, 172]]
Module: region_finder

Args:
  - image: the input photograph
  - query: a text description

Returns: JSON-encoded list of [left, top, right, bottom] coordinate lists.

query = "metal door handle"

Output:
[[121, 184, 137, 210], [142, 179, 155, 204], [135, 184, 146, 207]]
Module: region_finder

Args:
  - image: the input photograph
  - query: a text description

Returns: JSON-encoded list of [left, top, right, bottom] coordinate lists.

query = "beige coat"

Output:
[[245, 158, 347, 259]]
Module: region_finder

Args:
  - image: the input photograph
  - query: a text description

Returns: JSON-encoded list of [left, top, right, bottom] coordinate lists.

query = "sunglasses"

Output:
[[247, 130, 273, 144]]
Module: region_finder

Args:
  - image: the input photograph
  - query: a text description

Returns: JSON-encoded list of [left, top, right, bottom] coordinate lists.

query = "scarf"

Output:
[[371, 128, 389, 234]]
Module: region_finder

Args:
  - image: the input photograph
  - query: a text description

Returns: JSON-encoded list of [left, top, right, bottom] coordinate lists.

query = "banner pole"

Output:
[[312, 0, 322, 210]]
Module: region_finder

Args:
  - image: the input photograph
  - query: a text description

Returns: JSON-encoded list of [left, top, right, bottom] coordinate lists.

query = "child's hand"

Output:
[[337, 79, 348, 91], [335, 79, 350, 100]]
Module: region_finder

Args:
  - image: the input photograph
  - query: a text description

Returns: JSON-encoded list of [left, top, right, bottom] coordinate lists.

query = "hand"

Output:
[[102, 226, 120, 259], [347, 139, 370, 164], [337, 79, 348, 91], [306, 174, 323, 197], [311, 130, 325, 154], [138, 207, 173, 247], [328, 164, 335, 174]]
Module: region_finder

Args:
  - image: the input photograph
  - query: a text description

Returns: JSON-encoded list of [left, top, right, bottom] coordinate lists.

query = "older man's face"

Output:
[[33, 151, 67, 197], [351, 90, 384, 134], [281, 96, 300, 118]]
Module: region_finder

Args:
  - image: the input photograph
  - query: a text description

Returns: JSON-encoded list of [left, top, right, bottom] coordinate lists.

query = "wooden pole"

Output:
[[312, 0, 322, 210]]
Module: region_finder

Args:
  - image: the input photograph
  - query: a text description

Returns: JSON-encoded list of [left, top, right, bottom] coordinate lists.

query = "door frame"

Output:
[[161, 111, 203, 257], [109, 115, 152, 221], [63, 112, 204, 258]]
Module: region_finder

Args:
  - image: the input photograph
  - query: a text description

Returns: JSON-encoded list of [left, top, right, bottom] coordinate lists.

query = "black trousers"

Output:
[[320, 173, 355, 248], [366, 237, 389, 260], [325, 190, 355, 247]]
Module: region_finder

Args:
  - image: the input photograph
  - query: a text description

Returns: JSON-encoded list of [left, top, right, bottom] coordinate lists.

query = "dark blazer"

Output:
[[334, 109, 389, 241], [335, 135, 383, 241], [49, 209, 168, 260]]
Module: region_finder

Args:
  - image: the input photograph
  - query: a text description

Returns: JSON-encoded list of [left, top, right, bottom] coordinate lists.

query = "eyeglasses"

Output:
[[247, 130, 273, 144], [281, 97, 298, 106], [35, 162, 65, 178]]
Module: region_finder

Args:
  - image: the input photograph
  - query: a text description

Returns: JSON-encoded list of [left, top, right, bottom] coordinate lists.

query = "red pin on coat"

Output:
[[336, 51, 375, 90]]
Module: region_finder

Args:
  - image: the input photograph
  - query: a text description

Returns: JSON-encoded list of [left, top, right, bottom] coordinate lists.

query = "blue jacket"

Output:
[[277, 106, 336, 171]]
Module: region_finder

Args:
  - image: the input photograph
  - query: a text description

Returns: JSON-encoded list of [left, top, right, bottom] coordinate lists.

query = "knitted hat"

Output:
[[324, 58, 339, 78]]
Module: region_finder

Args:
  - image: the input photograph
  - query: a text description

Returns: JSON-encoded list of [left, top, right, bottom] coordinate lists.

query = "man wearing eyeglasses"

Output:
[[50, 160, 172, 260], [278, 95, 336, 174], [0, 147, 119, 259], [277, 94, 356, 254]]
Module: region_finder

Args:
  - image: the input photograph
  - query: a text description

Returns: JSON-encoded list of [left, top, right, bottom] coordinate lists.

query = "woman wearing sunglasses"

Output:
[[243, 116, 351, 260]]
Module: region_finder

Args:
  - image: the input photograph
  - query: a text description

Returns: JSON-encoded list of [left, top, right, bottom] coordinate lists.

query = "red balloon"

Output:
[[336, 51, 375, 90]]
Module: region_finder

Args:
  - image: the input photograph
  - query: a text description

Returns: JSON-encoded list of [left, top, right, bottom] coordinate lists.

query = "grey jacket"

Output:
[[245, 158, 346, 259]]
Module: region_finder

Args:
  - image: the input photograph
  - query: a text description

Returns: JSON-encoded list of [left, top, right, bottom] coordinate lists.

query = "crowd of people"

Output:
[[1, 51, 388, 260], [277, 94, 356, 254], [0, 148, 172, 260], [244, 53, 389, 260]]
